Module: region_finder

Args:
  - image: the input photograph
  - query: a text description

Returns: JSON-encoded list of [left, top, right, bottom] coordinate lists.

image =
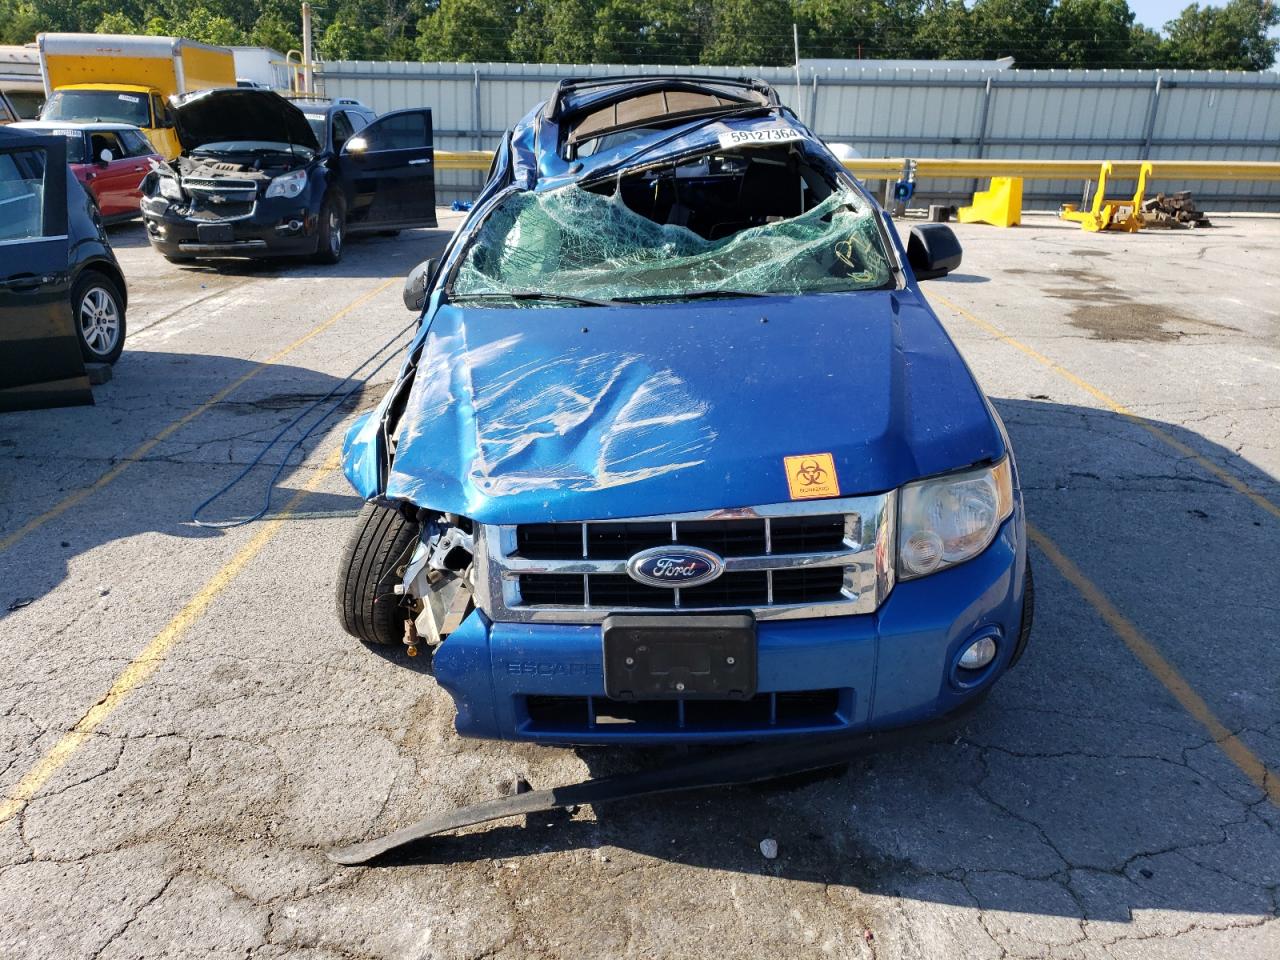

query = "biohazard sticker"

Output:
[[784, 453, 840, 500]]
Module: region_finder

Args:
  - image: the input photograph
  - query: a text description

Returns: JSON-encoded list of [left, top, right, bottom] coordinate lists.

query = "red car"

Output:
[[13, 120, 162, 222]]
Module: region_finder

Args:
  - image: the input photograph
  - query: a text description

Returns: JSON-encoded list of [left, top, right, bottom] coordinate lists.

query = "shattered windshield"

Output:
[[452, 182, 893, 304]]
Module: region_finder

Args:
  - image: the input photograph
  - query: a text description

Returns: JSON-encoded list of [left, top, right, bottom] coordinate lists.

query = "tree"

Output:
[[416, 0, 516, 60], [0, 1, 46, 43], [701, 0, 793, 65], [249, 12, 301, 53], [96, 12, 141, 33], [968, 0, 1055, 64], [1126, 21, 1163, 64], [319, 9, 384, 58], [916, 0, 978, 59], [0, 0, 1276, 69], [1161, 0, 1280, 70], [508, 1, 549, 61], [795, 0, 923, 60], [143, 5, 249, 44], [542, 0, 601, 61], [1050, 0, 1139, 66], [592, 0, 707, 64]]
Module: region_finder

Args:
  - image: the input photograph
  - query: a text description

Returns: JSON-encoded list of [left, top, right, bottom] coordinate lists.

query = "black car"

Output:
[[140, 88, 438, 264], [286, 96, 378, 153], [0, 125, 128, 412]]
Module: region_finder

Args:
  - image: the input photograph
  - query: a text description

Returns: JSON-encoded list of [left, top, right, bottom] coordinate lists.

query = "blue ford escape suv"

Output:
[[337, 76, 1033, 744]]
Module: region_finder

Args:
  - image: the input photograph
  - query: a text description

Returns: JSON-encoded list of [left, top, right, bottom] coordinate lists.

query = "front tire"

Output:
[[314, 193, 345, 264], [336, 503, 419, 645], [1009, 559, 1035, 668], [72, 270, 126, 365]]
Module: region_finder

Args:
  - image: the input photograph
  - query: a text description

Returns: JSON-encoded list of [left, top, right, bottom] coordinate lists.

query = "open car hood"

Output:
[[171, 89, 319, 154], [358, 290, 1005, 525]]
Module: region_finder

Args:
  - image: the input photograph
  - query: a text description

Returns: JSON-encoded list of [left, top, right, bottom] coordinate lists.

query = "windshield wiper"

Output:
[[615, 289, 770, 303], [450, 291, 620, 308]]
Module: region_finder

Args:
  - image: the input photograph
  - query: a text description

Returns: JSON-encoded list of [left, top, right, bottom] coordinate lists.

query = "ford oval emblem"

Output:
[[626, 546, 725, 589]]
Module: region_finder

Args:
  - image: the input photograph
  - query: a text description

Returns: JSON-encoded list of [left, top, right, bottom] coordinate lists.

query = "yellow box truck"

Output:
[[37, 33, 236, 158]]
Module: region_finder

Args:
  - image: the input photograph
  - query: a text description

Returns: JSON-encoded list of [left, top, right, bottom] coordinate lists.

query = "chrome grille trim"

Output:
[[182, 178, 258, 194], [476, 494, 897, 624], [180, 178, 260, 223]]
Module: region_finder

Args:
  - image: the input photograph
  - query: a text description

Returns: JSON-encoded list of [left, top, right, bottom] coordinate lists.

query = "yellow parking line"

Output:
[[0, 447, 344, 826], [0, 277, 397, 556], [1028, 523, 1279, 806], [930, 291, 1280, 522]]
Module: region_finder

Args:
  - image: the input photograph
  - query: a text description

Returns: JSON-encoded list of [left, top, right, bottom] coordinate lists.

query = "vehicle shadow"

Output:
[[0, 349, 367, 615], [374, 397, 1279, 927], [934, 272, 990, 284], [104, 222, 450, 281]]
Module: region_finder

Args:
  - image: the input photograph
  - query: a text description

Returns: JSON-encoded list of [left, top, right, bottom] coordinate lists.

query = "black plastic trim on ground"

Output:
[[329, 715, 962, 865]]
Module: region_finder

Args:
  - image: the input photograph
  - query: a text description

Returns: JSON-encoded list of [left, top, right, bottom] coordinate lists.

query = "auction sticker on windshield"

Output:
[[718, 127, 804, 148]]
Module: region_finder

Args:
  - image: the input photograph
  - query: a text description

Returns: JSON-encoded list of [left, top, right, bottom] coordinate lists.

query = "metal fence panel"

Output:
[[319, 60, 1280, 209]]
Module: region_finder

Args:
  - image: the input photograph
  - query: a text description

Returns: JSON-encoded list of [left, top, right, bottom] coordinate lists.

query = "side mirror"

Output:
[[403, 258, 437, 312], [907, 224, 962, 281], [98, 149, 114, 165], [344, 135, 368, 155]]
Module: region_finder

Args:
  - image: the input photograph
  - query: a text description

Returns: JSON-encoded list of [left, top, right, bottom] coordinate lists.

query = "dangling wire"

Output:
[[191, 320, 417, 529]]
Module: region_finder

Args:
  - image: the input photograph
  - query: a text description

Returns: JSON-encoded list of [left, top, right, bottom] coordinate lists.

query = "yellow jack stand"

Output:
[[1060, 161, 1152, 232], [957, 177, 1023, 227]]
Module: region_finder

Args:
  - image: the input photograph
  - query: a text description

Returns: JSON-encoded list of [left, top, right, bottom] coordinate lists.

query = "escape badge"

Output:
[[784, 453, 840, 500]]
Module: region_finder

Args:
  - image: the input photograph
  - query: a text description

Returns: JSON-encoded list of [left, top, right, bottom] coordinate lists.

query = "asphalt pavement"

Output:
[[0, 212, 1277, 959]]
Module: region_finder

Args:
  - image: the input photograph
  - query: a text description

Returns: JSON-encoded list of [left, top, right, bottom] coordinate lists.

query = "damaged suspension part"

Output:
[[393, 509, 476, 653]]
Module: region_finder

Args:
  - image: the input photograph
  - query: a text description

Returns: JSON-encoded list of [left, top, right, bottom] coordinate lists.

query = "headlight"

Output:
[[897, 459, 1013, 579], [265, 169, 308, 199], [158, 176, 183, 202]]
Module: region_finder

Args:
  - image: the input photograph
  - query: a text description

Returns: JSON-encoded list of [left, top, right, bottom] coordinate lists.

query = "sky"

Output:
[[1127, 0, 1280, 53], [1128, 0, 1188, 30]]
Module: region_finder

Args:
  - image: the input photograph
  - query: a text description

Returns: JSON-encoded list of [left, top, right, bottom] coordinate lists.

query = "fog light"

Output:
[[958, 635, 997, 670]]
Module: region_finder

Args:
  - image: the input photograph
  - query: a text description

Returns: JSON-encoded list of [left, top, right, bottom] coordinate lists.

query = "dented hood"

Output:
[[371, 290, 1004, 524]]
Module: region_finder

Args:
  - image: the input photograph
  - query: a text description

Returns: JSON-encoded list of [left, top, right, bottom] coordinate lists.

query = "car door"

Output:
[[85, 131, 136, 217], [117, 128, 160, 211], [330, 109, 355, 154], [0, 134, 92, 412], [338, 109, 437, 229]]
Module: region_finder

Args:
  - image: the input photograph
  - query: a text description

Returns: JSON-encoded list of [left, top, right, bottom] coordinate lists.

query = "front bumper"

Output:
[[434, 511, 1028, 744], [141, 196, 319, 259]]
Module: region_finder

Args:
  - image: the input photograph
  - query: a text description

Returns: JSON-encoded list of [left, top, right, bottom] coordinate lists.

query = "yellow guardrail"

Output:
[[434, 150, 1280, 182], [435, 150, 495, 171], [881, 158, 1280, 182]]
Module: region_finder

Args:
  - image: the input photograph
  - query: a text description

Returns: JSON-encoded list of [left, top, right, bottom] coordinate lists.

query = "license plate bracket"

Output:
[[602, 613, 757, 701], [196, 223, 235, 243]]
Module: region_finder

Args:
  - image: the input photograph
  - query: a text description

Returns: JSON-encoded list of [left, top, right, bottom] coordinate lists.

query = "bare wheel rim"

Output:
[[329, 209, 342, 255], [79, 286, 120, 356]]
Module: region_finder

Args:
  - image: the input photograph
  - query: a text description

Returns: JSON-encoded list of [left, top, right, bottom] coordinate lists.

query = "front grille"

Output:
[[183, 177, 259, 192], [515, 515, 847, 559], [517, 568, 844, 609], [183, 178, 258, 221], [188, 203, 255, 220], [477, 495, 896, 623], [523, 689, 848, 734]]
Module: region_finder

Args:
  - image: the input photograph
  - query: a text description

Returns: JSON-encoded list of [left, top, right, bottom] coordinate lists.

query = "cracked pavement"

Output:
[[1, 212, 1278, 958]]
